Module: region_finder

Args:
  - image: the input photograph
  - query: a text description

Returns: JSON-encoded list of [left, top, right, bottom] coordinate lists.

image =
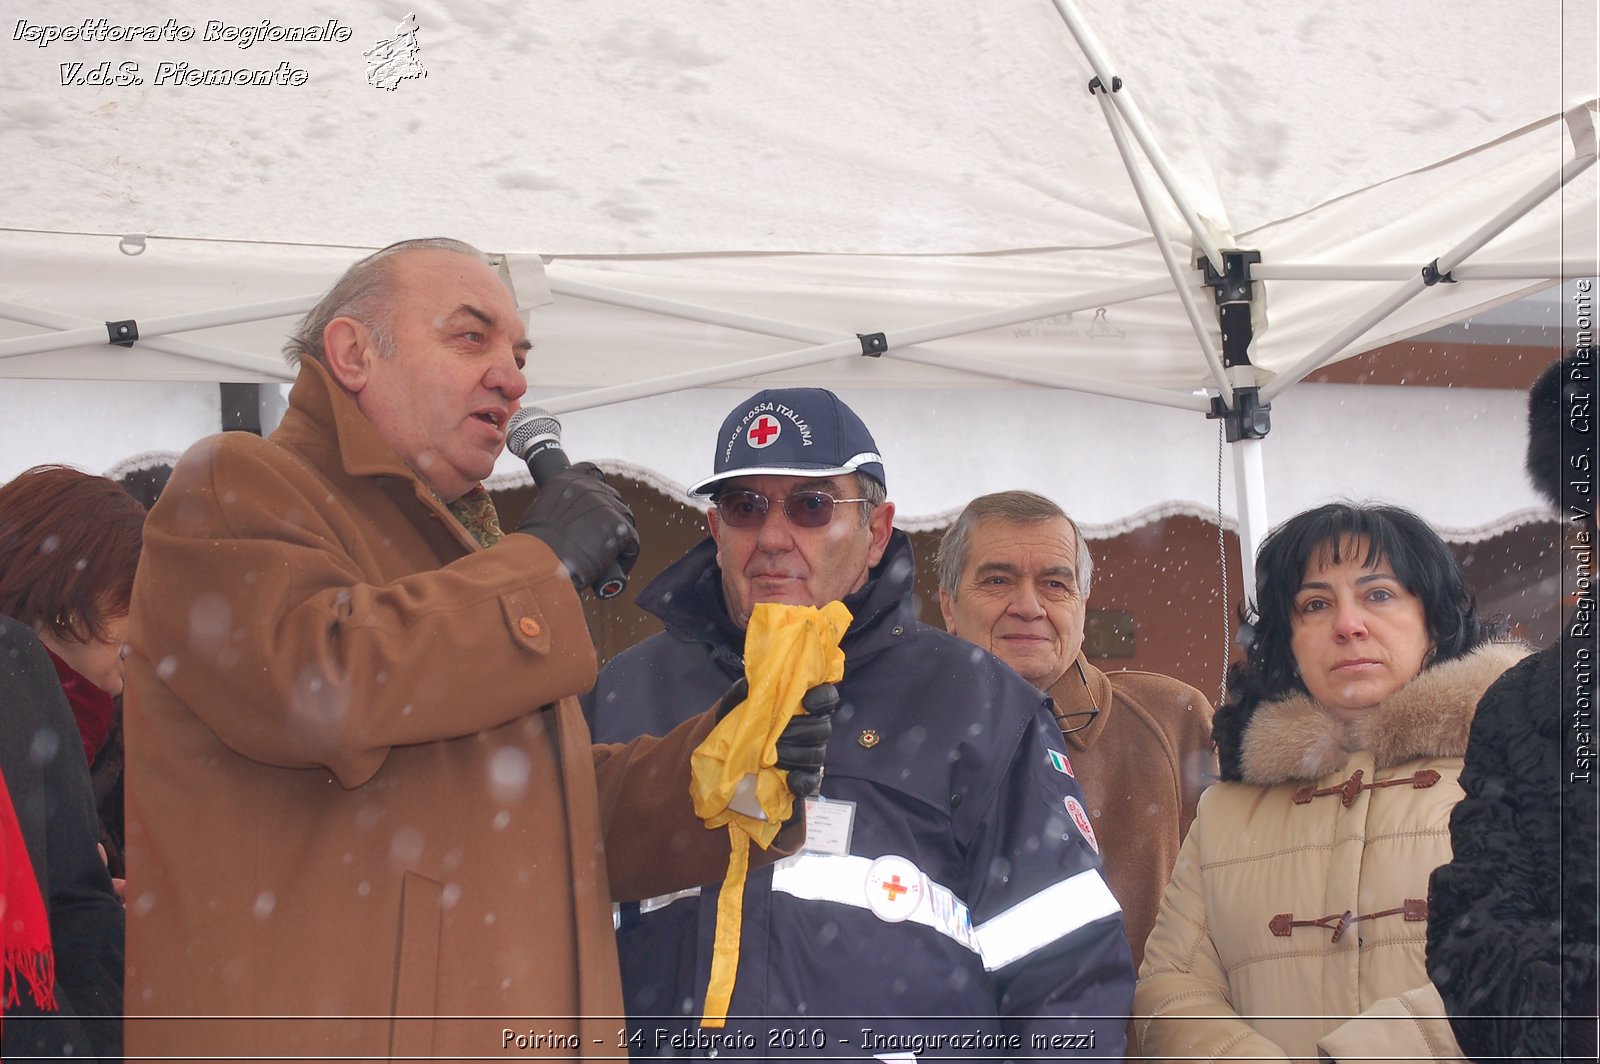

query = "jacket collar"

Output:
[[1046, 654, 1113, 750], [1236, 642, 1529, 785], [272, 358, 481, 553], [637, 529, 921, 665], [274, 358, 421, 482]]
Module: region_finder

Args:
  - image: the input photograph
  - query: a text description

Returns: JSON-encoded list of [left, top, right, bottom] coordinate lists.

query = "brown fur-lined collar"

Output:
[[1238, 643, 1529, 785]]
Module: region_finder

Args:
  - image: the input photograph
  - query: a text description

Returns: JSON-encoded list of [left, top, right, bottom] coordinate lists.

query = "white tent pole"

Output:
[[1093, 91, 1232, 396], [0, 296, 316, 361], [547, 271, 1193, 346], [887, 347, 1211, 412], [544, 271, 1220, 414], [1260, 279, 1452, 402], [1230, 435, 1269, 610], [0, 324, 154, 360], [1045, 0, 1228, 272], [1254, 262, 1596, 281], [832, 278, 1201, 344], [0, 301, 294, 379], [540, 340, 862, 413], [1260, 150, 1597, 403], [548, 275, 839, 345]]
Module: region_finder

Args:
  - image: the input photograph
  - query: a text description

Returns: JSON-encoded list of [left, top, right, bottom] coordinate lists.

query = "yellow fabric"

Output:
[[689, 601, 850, 1027]]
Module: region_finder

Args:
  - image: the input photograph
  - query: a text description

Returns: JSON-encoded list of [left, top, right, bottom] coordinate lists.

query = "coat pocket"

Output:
[[388, 871, 442, 1062]]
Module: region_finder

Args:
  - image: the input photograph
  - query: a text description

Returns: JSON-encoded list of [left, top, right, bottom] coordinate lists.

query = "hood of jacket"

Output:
[[635, 528, 922, 670], [1221, 642, 1528, 785]]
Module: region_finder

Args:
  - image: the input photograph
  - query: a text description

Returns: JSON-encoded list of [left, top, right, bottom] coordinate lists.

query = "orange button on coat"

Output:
[[518, 617, 542, 638]]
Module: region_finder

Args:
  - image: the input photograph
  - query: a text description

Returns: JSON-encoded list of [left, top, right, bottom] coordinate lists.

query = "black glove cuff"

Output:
[[785, 768, 824, 798]]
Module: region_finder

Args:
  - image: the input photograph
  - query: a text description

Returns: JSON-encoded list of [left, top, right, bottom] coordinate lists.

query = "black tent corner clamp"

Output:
[[1208, 387, 1272, 443], [1201, 249, 1271, 441], [1202, 249, 1261, 308], [107, 320, 139, 347], [1421, 259, 1457, 286], [1087, 75, 1123, 95], [857, 332, 887, 357]]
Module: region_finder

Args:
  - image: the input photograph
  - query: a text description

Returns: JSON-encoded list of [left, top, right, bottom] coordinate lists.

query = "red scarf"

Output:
[[1, 769, 56, 1020], [44, 647, 117, 766]]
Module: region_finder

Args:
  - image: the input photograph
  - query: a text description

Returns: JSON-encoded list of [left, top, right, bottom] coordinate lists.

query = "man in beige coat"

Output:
[[124, 239, 824, 1061], [937, 490, 1216, 968]]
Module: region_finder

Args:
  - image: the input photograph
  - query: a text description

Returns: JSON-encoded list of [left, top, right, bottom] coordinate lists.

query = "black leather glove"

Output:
[[714, 676, 839, 798], [515, 462, 640, 592]]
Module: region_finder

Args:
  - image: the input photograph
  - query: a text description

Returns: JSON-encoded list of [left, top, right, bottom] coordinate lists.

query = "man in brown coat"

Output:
[[937, 490, 1215, 968], [123, 238, 827, 1060]]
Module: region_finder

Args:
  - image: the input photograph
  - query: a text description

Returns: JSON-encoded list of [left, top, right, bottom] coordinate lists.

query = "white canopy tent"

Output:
[[1, 0, 1594, 589]]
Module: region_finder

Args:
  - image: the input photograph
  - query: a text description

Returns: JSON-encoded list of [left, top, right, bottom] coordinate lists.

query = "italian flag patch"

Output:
[[1048, 749, 1074, 777]]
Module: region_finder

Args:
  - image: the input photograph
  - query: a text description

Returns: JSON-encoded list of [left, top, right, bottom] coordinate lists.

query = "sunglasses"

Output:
[[714, 489, 871, 529]]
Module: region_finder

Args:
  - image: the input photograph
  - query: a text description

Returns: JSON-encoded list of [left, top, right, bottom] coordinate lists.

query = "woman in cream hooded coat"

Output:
[[1135, 503, 1525, 1063]]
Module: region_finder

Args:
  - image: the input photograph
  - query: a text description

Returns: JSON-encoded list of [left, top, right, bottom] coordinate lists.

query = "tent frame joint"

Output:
[[857, 332, 888, 357], [1087, 74, 1122, 94], [1208, 387, 1272, 443], [106, 319, 139, 348], [1203, 250, 1259, 305], [1421, 259, 1458, 286], [1203, 249, 1261, 368]]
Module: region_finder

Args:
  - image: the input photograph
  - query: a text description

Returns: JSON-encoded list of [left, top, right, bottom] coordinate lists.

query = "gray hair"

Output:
[[855, 473, 887, 526], [283, 237, 491, 366], [936, 490, 1093, 601]]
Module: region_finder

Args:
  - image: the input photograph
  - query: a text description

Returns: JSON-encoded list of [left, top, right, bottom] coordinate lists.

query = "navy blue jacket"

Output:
[[584, 533, 1134, 1059]]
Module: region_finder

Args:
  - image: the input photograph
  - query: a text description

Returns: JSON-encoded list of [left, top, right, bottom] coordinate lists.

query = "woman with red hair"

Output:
[[0, 464, 142, 1060]]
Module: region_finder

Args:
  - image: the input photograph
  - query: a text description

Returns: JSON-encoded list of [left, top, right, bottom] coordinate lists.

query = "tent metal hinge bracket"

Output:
[[107, 320, 139, 347], [1202, 250, 1260, 314], [1207, 387, 1272, 442], [1202, 248, 1260, 369], [1088, 75, 1122, 95], [1202, 249, 1270, 440], [857, 332, 887, 357], [1421, 259, 1457, 286]]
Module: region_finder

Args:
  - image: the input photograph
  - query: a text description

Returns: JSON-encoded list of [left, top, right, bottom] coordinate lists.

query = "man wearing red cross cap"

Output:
[[586, 386, 1135, 1058]]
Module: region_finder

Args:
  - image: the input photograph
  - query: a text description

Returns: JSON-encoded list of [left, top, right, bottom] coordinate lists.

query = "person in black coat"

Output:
[[0, 614, 125, 1061], [1426, 350, 1599, 1062]]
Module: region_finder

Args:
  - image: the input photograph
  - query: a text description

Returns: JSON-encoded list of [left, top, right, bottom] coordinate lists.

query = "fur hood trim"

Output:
[[1239, 642, 1529, 785]]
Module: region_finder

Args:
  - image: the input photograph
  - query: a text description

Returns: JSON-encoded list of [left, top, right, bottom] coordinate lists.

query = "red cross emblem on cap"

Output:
[[747, 414, 781, 449]]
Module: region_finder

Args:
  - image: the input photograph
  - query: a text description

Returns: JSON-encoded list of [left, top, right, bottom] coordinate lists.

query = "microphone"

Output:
[[506, 406, 629, 599]]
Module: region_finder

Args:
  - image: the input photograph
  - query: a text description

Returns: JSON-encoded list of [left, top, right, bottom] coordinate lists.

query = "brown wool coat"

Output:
[[125, 360, 763, 1061], [1135, 643, 1529, 1064], [1048, 658, 1216, 970]]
